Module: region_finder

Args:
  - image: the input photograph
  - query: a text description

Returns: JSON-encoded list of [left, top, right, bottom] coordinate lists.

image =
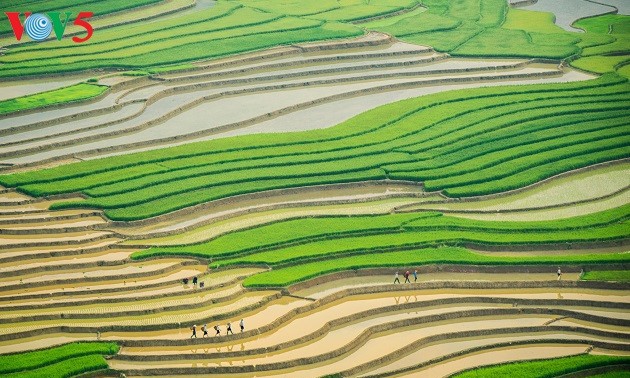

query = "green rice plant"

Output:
[[3, 355, 109, 378], [5, 16, 320, 68], [4, 73, 621, 186], [133, 213, 437, 260], [400, 22, 482, 52], [502, 8, 564, 33], [229, 0, 418, 17], [443, 0, 481, 21], [574, 14, 629, 35], [618, 64, 630, 79], [91, 169, 387, 220], [573, 14, 630, 57], [572, 55, 630, 74], [451, 354, 630, 378], [223, 222, 628, 266], [581, 270, 630, 282], [64, 152, 404, 208], [0, 20, 361, 78], [147, 64, 197, 74], [581, 36, 630, 57], [453, 28, 579, 58], [477, 0, 506, 27], [110, 20, 361, 66], [225, 0, 338, 16], [390, 109, 630, 180], [0, 342, 119, 374], [438, 142, 630, 197], [0, 83, 107, 116], [211, 205, 629, 267], [307, 4, 405, 22], [8, 2, 242, 54], [24, 77, 625, 197], [359, 7, 427, 29], [1, 7, 279, 64], [134, 202, 629, 261], [2, 74, 628, 220], [529, 32, 581, 47], [242, 246, 629, 287], [575, 33, 615, 50], [370, 12, 461, 36], [0, 0, 164, 35]]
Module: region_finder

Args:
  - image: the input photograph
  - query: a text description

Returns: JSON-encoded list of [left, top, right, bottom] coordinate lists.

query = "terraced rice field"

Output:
[[0, 0, 628, 377]]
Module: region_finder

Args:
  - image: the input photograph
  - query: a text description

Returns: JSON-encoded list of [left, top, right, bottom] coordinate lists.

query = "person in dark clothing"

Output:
[[240, 319, 245, 332], [192, 276, 198, 286], [202, 324, 208, 338], [404, 271, 411, 283], [214, 325, 221, 336], [190, 324, 197, 338], [227, 322, 234, 335]]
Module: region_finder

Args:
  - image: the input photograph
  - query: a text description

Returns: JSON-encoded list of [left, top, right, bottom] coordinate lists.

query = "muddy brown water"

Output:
[[0, 333, 95, 354], [1, 267, 260, 307], [0, 267, 205, 298], [102, 296, 306, 341], [0, 260, 185, 286], [451, 189, 630, 222], [0, 249, 134, 273], [0, 230, 113, 246], [293, 273, 589, 299], [0, 284, 243, 319], [0, 238, 121, 261], [0, 291, 278, 335], [109, 314, 554, 370], [369, 335, 620, 376], [86, 288, 630, 345], [391, 345, 588, 378]]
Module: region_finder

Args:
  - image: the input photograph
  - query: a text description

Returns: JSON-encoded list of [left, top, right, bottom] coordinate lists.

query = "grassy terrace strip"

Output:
[[135, 213, 437, 259], [135, 205, 629, 261], [1, 74, 629, 220], [212, 206, 630, 267], [582, 270, 630, 282], [363, 0, 585, 58], [0, 0, 627, 77], [450, 354, 630, 378], [242, 246, 628, 287], [0, 342, 119, 375], [362, 0, 628, 66], [4, 355, 109, 378], [229, 0, 418, 18], [0, 83, 107, 116], [0, 0, 164, 36], [0, 0, 418, 77]]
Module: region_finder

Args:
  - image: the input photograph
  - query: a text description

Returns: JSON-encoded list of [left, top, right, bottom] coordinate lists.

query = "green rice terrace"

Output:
[[0, 0, 628, 377]]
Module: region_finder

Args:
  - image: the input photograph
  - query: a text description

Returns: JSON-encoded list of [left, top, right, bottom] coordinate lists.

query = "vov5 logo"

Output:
[[5, 12, 94, 43]]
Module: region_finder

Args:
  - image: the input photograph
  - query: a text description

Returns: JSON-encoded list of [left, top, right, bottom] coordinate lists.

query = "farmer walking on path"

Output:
[[227, 322, 234, 335], [413, 269, 418, 282], [190, 324, 197, 339], [214, 325, 221, 336], [557, 267, 562, 281], [404, 271, 411, 283], [394, 272, 400, 284], [240, 319, 245, 332], [202, 324, 208, 338]]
